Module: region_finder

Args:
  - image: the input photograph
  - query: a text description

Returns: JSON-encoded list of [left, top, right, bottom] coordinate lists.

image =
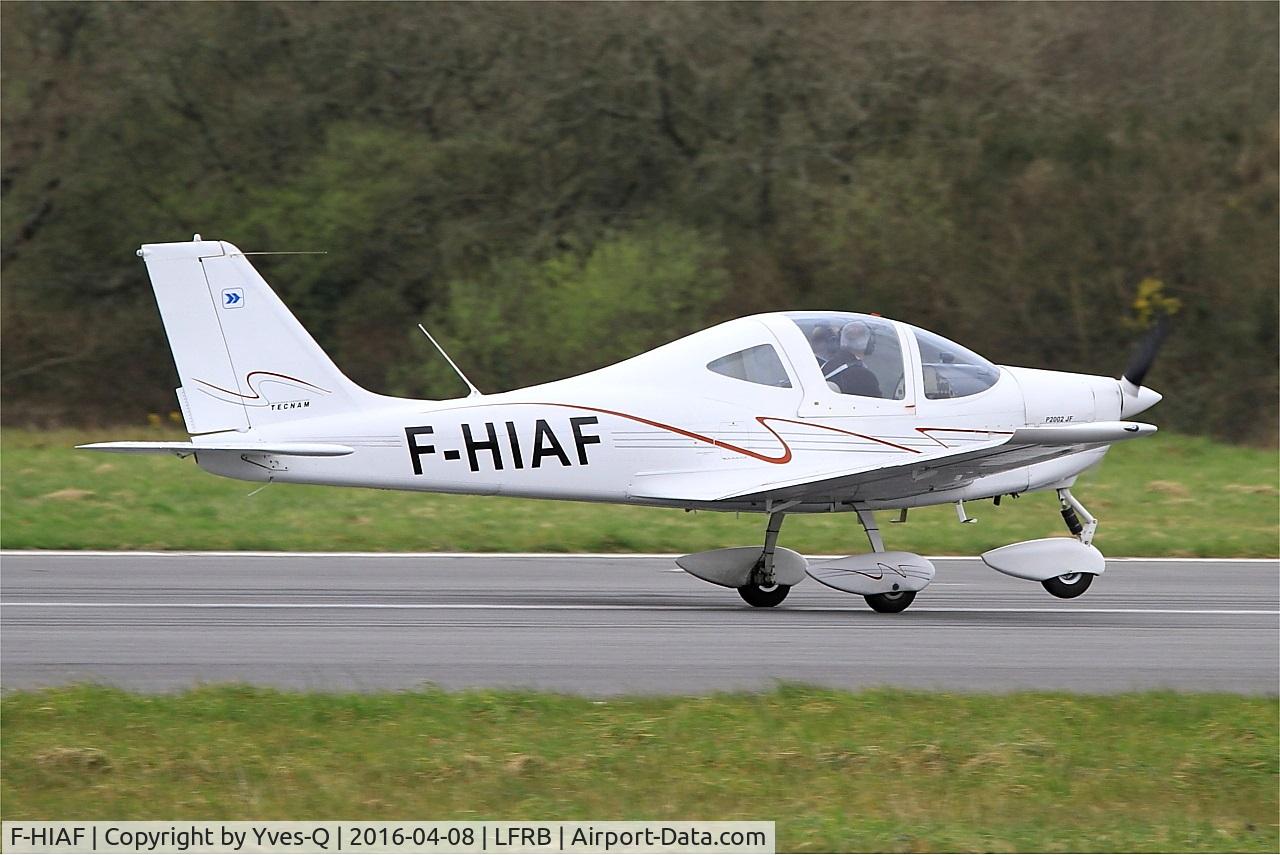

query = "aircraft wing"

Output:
[[630, 421, 1155, 504], [77, 441, 354, 458]]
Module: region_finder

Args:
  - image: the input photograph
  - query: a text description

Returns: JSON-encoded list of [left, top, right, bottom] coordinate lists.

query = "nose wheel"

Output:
[[738, 583, 791, 607], [1042, 572, 1093, 599]]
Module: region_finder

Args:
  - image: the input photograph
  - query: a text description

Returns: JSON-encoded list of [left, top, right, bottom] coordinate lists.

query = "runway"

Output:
[[2, 552, 1276, 694]]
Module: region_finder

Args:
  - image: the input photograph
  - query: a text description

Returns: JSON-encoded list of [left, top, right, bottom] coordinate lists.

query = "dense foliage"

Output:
[[3, 2, 1276, 439]]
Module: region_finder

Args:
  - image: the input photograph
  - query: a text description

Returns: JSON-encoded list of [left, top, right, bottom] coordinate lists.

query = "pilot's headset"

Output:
[[840, 321, 875, 356]]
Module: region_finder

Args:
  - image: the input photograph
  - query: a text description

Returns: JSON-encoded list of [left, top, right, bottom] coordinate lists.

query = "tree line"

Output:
[[2, 2, 1276, 441]]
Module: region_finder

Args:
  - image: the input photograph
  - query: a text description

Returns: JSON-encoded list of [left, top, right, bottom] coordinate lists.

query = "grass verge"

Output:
[[1, 685, 1276, 852], [1, 428, 1276, 555]]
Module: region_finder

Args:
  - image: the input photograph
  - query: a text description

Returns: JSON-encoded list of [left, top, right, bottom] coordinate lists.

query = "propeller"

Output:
[[1122, 314, 1171, 390], [1119, 315, 1170, 417]]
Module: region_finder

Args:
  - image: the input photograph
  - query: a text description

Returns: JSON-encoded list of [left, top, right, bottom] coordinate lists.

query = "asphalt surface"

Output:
[[2, 552, 1276, 695]]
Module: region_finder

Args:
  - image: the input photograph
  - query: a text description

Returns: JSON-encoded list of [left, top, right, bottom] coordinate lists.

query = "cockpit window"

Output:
[[912, 327, 1000, 399], [707, 344, 792, 388], [788, 313, 905, 400]]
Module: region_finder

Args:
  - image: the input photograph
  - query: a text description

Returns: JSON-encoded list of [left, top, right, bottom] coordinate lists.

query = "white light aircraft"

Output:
[[82, 236, 1167, 613]]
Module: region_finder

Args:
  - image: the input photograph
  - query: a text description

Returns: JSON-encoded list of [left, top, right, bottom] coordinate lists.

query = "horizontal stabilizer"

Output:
[[77, 441, 354, 458]]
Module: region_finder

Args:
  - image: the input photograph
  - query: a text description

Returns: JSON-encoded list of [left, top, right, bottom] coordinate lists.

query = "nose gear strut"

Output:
[[1057, 488, 1097, 545]]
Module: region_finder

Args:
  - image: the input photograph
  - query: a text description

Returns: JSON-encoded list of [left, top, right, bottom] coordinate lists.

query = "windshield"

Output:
[[706, 344, 792, 388], [911, 326, 1000, 399], [786, 312, 905, 400]]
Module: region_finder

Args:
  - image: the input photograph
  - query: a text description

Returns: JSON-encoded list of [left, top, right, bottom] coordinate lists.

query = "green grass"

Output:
[[2, 686, 1276, 852], [1, 428, 1276, 555]]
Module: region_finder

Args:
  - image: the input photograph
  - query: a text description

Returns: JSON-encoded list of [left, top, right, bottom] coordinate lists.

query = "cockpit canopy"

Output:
[[691, 311, 1001, 402], [784, 312, 1000, 400], [788, 312, 906, 400]]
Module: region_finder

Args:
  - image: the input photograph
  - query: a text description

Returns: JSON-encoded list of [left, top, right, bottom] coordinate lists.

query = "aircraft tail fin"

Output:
[[137, 236, 377, 433]]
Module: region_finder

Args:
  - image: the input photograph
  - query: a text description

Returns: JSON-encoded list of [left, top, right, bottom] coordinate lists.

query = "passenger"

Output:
[[825, 321, 881, 397]]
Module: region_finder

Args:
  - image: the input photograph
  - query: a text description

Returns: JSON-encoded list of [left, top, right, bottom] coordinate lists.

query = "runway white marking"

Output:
[[3, 602, 1275, 615], [3, 550, 1275, 563]]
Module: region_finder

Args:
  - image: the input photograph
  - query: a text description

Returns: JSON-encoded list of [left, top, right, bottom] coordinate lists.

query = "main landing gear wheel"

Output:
[[738, 583, 791, 608], [1042, 572, 1094, 599], [864, 590, 916, 613]]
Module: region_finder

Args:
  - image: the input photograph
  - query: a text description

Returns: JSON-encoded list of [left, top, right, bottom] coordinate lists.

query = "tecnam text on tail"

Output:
[[83, 236, 1167, 613]]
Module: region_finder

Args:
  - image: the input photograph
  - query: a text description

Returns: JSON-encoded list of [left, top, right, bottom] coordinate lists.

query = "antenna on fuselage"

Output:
[[417, 323, 483, 398]]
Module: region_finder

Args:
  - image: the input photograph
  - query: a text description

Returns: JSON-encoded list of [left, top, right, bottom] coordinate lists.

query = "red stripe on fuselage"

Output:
[[527, 403, 921, 463]]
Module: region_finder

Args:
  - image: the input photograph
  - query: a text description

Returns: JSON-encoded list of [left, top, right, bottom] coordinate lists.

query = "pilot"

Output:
[[809, 324, 838, 370], [825, 321, 881, 397]]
